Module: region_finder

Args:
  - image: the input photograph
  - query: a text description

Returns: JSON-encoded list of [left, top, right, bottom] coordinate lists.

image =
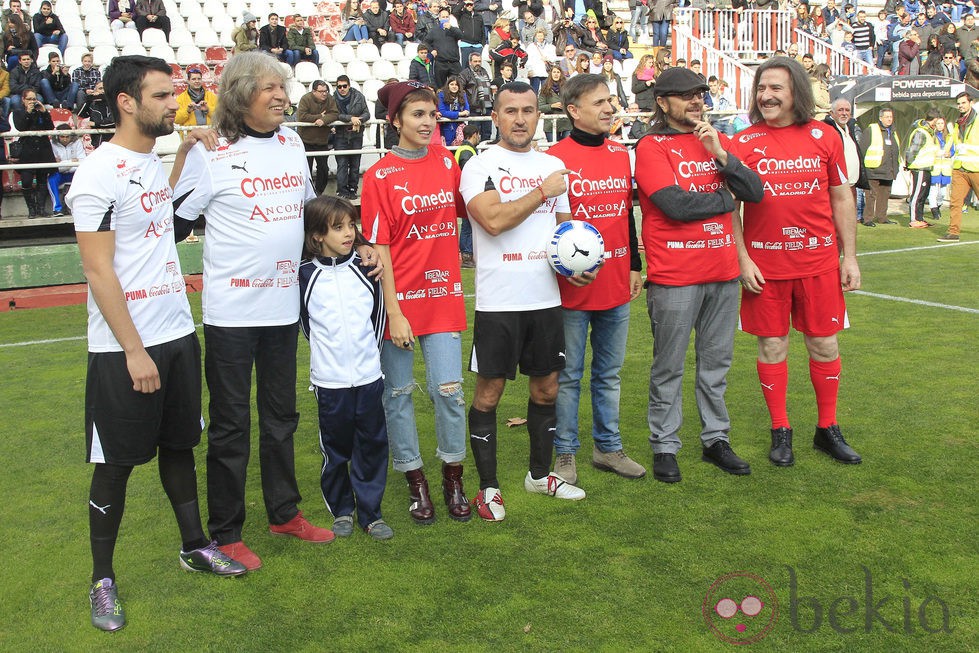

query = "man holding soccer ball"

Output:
[[634, 67, 763, 483], [459, 81, 593, 521], [545, 74, 647, 485]]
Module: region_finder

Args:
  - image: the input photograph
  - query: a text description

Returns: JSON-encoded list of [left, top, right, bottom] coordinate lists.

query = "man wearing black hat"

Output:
[[634, 66, 763, 483]]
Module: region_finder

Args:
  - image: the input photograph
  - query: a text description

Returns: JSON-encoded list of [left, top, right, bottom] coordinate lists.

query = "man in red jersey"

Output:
[[634, 67, 763, 483], [729, 57, 862, 467], [546, 74, 646, 485]]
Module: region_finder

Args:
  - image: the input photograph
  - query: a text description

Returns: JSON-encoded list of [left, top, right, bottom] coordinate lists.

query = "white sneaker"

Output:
[[472, 487, 506, 522], [524, 472, 585, 500]]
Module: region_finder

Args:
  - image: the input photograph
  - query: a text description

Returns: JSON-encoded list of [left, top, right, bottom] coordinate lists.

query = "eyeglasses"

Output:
[[666, 90, 705, 101], [614, 21, 623, 25], [714, 597, 764, 619], [945, 55, 955, 59]]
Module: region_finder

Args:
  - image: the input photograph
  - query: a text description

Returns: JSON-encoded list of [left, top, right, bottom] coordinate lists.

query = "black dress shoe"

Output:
[[880, 219, 897, 225], [813, 425, 862, 464], [862, 221, 877, 227], [702, 441, 751, 475], [769, 427, 794, 467], [653, 453, 681, 483]]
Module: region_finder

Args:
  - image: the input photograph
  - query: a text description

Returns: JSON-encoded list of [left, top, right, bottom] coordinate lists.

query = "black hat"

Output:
[[653, 67, 709, 98]]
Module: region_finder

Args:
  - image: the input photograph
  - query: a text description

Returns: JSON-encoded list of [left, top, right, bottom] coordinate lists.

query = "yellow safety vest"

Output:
[[906, 126, 938, 170], [863, 123, 900, 168], [454, 143, 477, 165], [951, 114, 979, 172], [932, 134, 953, 178]]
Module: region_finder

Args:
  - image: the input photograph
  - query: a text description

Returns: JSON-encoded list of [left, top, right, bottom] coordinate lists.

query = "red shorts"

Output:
[[740, 268, 848, 337]]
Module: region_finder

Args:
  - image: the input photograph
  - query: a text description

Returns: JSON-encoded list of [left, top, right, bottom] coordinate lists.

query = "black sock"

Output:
[[158, 447, 208, 551], [89, 463, 133, 583], [468, 405, 498, 490], [527, 400, 556, 480]]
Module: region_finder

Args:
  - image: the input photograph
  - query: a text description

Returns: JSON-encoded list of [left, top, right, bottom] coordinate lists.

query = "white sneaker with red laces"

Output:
[[524, 472, 586, 500], [471, 487, 505, 522]]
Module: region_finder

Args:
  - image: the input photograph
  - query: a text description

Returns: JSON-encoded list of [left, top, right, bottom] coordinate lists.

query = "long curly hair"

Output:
[[214, 52, 289, 142]]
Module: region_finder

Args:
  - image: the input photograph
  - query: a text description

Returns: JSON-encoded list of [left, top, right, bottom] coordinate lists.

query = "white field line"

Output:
[[0, 244, 974, 348]]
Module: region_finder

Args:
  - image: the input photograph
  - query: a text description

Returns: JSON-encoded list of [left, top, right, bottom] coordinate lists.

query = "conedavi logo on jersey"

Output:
[[241, 172, 306, 198], [396, 181, 456, 217]]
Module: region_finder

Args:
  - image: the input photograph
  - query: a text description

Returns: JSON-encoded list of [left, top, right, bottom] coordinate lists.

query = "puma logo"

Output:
[[128, 178, 144, 189], [497, 166, 511, 174], [760, 382, 775, 391], [393, 182, 410, 194], [571, 243, 590, 258], [825, 374, 841, 381], [89, 501, 110, 515], [231, 163, 248, 173], [670, 148, 683, 157], [831, 317, 840, 324], [754, 147, 768, 156], [470, 433, 490, 442]]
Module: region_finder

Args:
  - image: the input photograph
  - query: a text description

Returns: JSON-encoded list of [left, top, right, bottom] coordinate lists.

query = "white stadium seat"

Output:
[[87, 28, 115, 47], [114, 28, 142, 47], [194, 27, 221, 47], [403, 41, 418, 60], [83, 13, 109, 32], [154, 131, 182, 155], [38, 44, 61, 63], [79, 0, 105, 15], [371, 59, 396, 81], [211, 14, 234, 35], [121, 43, 148, 57], [185, 14, 211, 34], [249, 0, 271, 19], [169, 30, 196, 48], [203, 0, 225, 18], [346, 60, 371, 83], [380, 42, 403, 62], [397, 58, 411, 79], [141, 28, 168, 47], [315, 44, 331, 64], [92, 45, 118, 67], [149, 44, 177, 63], [55, 0, 79, 17], [180, 0, 204, 18], [356, 43, 379, 63], [60, 13, 82, 31], [362, 78, 384, 103], [294, 61, 320, 84], [321, 61, 345, 82], [219, 31, 235, 48], [287, 80, 306, 104], [331, 42, 355, 64], [176, 45, 205, 66], [64, 46, 89, 67], [225, 0, 244, 18]]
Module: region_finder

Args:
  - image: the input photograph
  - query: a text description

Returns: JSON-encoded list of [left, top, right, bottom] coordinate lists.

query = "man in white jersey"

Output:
[[69, 55, 246, 633], [459, 81, 593, 522], [172, 52, 335, 571]]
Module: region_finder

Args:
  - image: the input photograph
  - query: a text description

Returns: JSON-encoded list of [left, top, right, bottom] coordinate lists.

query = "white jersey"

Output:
[[173, 127, 316, 327], [68, 143, 194, 353], [459, 144, 569, 312]]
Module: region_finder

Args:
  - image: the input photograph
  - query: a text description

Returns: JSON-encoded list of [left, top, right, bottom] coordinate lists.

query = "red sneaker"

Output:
[[217, 541, 262, 571], [269, 511, 335, 543]]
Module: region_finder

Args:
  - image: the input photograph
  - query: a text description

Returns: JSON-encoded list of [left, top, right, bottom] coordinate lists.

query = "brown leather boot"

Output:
[[405, 469, 435, 525], [442, 464, 472, 522]]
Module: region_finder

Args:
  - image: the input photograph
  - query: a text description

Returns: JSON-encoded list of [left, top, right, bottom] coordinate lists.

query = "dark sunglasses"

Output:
[[336, 83, 349, 89]]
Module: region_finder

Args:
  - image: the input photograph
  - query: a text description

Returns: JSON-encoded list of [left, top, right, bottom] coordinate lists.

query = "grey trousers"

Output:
[[646, 280, 739, 454]]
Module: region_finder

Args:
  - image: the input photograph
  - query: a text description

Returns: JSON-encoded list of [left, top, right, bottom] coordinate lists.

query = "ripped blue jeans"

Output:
[[380, 331, 467, 472]]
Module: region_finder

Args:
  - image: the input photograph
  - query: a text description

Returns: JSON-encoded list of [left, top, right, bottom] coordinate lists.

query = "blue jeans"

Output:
[[459, 217, 473, 255], [652, 20, 670, 47], [344, 25, 369, 41], [631, 6, 648, 38], [611, 49, 634, 60], [856, 48, 874, 65], [555, 302, 631, 454], [35, 32, 68, 53], [380, 332, 467, 472], [856, 187, 865, 221], [289, 49, 319, 65], [39, 79, 79, 110]]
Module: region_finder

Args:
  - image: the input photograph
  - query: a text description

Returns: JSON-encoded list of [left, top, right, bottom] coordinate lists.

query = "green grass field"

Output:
[[0, 219, 977, 652]]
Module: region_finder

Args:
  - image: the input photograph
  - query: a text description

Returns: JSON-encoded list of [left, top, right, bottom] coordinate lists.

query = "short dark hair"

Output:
[[708, 75, 719, 83], [878, 105, 894, 119], [690, 59, 701, 66], [561, 73, 607, 122], [462, 124, 479, 139], [103, 55, 172, 119], [336, 74, 350, 84], [311, 80, 327, 91], [956, 91, 972, 101], [925, 107, 942, 121], [48, 51, 60, 61], [268, 12, 278, 18], [493, 80, 534, 110]]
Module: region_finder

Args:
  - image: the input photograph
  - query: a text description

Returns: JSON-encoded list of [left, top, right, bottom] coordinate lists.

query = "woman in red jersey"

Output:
[[360, 81, 472, 526]]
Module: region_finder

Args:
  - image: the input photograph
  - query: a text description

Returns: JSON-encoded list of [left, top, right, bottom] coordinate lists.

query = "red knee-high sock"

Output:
[[809, 357, 841, 428], [757, 360, 789, 429]]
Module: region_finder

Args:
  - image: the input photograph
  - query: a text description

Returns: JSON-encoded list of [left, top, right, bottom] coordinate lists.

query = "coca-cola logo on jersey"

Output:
[[241, 172, 306, 198], [678, 158, 719, 179], [499, 174, 545, 194], [140, 186, 173, 213], [756, 156, 821, 175]]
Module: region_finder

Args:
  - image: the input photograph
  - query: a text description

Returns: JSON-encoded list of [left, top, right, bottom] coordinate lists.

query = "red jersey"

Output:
[[634, 132, 740, 285], [361, 145, 467, 337], [729, 120, 848, 280], [547, 137, 633, 310]]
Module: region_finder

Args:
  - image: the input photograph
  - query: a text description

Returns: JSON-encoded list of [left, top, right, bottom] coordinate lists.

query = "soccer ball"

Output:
[[546, 220, 605, 277]]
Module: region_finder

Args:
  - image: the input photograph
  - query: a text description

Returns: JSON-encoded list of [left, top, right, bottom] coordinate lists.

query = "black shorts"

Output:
[[469, 307, 565, 379], [85, 332, 203, 465]]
